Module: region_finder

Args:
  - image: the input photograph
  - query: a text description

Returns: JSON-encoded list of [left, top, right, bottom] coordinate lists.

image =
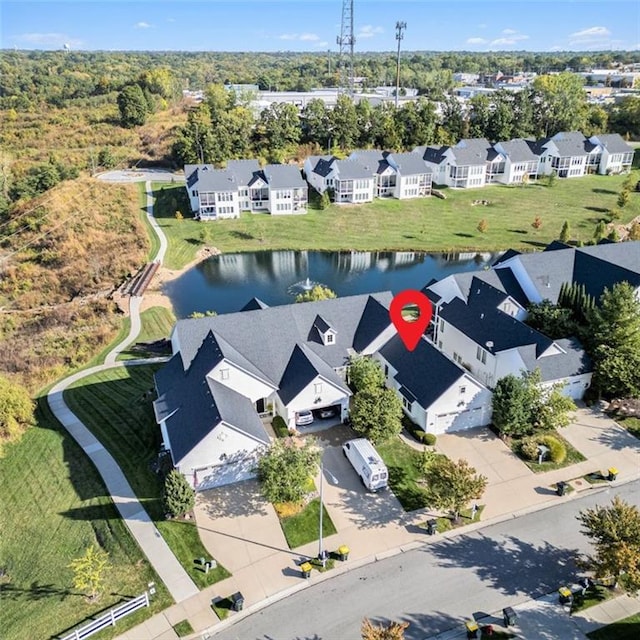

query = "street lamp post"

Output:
[[319, 461, 327, 566]]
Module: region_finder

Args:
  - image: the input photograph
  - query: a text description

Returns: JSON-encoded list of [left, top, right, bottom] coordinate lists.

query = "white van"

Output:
[[342, 438, 388, 492]]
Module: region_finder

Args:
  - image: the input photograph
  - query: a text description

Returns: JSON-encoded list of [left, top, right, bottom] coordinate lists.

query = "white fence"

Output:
[[60, 591, 150, 640]]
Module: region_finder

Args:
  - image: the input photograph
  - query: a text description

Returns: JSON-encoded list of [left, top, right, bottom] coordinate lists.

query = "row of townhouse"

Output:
[[153, 238, 640, 490], [185, 160, 308, 220], [415, 132, 635, 189], [304, 150, 434, 204], [184, 131, 634, 219]]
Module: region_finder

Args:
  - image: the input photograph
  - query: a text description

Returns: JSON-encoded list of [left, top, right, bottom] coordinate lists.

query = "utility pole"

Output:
[[395, 21, 407, 108]]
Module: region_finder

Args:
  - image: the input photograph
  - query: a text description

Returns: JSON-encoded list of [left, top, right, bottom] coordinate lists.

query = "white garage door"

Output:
[[195, 452, 259, 491], [435, 407, 485, 434]]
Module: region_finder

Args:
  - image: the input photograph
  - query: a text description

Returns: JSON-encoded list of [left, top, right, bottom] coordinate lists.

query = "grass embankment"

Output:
[[587, 612, 640, 640], [151, 173, 640, 270], [615, 416, 640, 439], [0, 177, 150, 390], [0, 391, 172, 640], [376, 437, 430, 511], [64, 366, 230, 589], [117, 306, 175, 360]]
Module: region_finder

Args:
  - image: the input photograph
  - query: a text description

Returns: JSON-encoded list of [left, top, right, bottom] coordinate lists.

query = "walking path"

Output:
[[47, 181, 198, 603]]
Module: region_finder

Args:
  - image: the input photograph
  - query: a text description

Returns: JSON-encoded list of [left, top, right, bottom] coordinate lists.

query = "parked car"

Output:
[[317, 406, 338, 419], [295, 410, 314, 426]]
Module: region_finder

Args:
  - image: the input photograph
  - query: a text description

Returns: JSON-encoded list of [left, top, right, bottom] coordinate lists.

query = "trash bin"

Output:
[[338, 545, 350, 561], [231, 591, 244, 612], [556, 481, 568, 496], [559, 586, 573, 606], [502, 606, 517, 627], [427, 519, 438, 535], [607, 467, 618, 481], [481, 625, 494, 636], [300, 561, 312, 579], [465, 620, 478, 639]]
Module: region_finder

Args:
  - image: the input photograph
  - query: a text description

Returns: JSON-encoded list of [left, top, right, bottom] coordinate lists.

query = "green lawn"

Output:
[[0, 392, 172, 640], [571, 585, 615, 614], [152, 172, 640, 270], [64, 365, 230, 589], [279, 498, 337, 549], [615, 416, 640, 439], [117, 306, 175, 360], [587, 612, 640, 640], [138, 181, 161, 262], [376, 437, 431, 511], [173, 619, 194, 637], [512, 431, 587, 473]]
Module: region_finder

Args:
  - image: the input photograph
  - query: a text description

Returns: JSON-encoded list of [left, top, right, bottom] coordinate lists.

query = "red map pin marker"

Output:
[[389, 290, 433, 352]]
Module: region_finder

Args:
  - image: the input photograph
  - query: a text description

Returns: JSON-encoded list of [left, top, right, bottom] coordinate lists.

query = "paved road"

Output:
[[211, 480, 640, 640]]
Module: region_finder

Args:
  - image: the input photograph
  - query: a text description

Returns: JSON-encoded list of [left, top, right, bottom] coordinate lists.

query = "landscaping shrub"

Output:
[[422, 432, 437, 446], [519, 435, 541, 461], [272, 415, 289, 438], [539, 434, 567, 463]]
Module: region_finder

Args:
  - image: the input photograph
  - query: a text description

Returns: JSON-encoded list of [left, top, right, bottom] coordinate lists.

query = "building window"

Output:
[[439, 319, 444, 333], [326, 333, 334, 344], [220, 368, 230, 380], [314, 382, 323, 394], [402, 397, 412, 412], [459, 386, 466, 395], [453, 352, 462, 364], [384, 364, 389, 377], [476, 346, 487, 364]]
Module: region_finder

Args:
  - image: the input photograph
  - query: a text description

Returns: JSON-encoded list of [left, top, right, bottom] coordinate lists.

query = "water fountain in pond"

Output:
[[287, 277, 326, 297]]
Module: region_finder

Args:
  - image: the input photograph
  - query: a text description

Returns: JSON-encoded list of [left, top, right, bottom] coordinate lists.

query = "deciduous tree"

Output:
[[0, 375, 34, 450], [295, 285, 336, 303], [577, 497, 640, 593], [69, 545, 110, 601], [257, 439, 320, 504], [117, 84, 148, 128], [350, 387, 403, 444], [347, 356, 385, 393], [361, 618, 409, 640]]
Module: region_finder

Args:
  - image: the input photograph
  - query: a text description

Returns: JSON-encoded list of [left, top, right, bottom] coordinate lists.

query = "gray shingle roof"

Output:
[[591, 133, 635, 154], [335, 159, 375, 180], [419, 145, 448, 165], [174, 292, 394, 384], [389, 152, 432, 176], [240, 297, 269, 312], [226, 159, 261, 186], [197, 169, 238, 192], [311, 157, 337, 178], [263, 164, 305, 188], [518, 337, 592, 382], [496, 139, 539, 163], [450, 138, 492, 165], [546, 131, 590, 157], [380, 335, 468, 408]]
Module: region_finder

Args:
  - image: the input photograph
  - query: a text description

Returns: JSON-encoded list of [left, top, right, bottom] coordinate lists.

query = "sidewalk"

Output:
[[425, 591, 640, 640]]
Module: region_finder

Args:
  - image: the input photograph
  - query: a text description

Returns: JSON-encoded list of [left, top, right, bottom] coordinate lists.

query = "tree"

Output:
[[97, 148, 116, 169], [350, 387, 403, 444], [559, 220, 571, 243], [577, 497, 640, 593], [526, 300, 575, 339], [68, 545, 109, 601], [348, 356, 385, 393], [330, 94, 359, 150], [594, 220, 607, 243], [254, 102, 301, 156], [590, 282, 640, 397], [477, 219, 488, 233], [628, 221, 640, 241], [533, 72, 587, 137], [163, 469, 196, 518], [116, 84, 148, 128], [257, 439, 320, 504], [607, 228, 620, 243], [491, 374, 531, 437], [0, 375, 34, 448], [537, 386, 576, 431], [608, 96, 640, 139], [301, 99, 330, 148], [361, 618, 409, 640], [295, 285, 337, 303], [617, 189, 630, 209], [424, 457, 487, 522]]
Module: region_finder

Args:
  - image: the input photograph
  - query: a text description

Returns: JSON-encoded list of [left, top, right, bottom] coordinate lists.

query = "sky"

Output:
[[2, 0, 639, 53]]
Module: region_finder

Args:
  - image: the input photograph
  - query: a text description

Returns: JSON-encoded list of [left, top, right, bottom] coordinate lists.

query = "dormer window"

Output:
[[326, 333, 334, 344]]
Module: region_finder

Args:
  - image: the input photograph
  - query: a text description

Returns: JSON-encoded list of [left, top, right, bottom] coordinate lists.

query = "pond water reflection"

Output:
[[164, 250, 501, 318]]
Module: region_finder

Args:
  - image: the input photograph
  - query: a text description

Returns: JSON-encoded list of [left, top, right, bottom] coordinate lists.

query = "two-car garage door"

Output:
[[434, 406, 487, 434]]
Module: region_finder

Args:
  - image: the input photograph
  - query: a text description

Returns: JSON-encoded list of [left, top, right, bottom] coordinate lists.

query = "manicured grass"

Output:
[[0, 391, 171, 640], [138, 181, 161, 262], [583, 472, 610, 485], [615, 416, 640, 440], [586, 612, 640, 640], [117, 306, 175, 361], [173, 619, 194, 637], [279, 498, 337, 549], [376, 437, 431, 511], [64, 366, 229, 589], [511, 431, 587, 473], [431, 505, 486, 533], [211, 596, 233, 620], [571, 585, 615, 614], [152, 173, 640, 270]]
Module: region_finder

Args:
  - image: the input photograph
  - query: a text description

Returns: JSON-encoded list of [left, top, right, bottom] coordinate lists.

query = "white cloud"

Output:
[[490, 33, 529, 45], [278, 33, 297, 40], [14, 32, 83, 47], [299, 33, 320, 41], [358, 25, 384, 39], [570, 26, 611, 39], [467, 37, 488, 45], [135, 21, 152, 29], [502, 28, 518, 35]]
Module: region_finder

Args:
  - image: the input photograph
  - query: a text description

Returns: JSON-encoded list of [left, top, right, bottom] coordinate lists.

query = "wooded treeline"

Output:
[[2, 49, 640, 108]]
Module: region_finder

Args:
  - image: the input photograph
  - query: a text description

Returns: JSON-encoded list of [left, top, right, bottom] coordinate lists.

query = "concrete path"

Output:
[[46, 180, 198, 603], [143, 180, 168, 265]]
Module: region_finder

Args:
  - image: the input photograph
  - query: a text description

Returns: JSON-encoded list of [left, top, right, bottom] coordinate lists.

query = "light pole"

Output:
[[395, 21, 407, 109]]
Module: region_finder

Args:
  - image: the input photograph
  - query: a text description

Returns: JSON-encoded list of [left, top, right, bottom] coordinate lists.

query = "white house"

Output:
[[385, 152, 433, 198], [332, 160, 376, 203], [375, 335, 492, 434], [263, 164, 308, 214], [415, 139, 490, 188], [303, 155, 337, 194], [493, 139, 539, 184], [536, 131, 590, 178], [588, 134, 635, 175]]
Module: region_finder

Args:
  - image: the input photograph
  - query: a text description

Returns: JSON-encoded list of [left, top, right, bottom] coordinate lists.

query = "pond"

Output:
[[163, 250, 502, 318]]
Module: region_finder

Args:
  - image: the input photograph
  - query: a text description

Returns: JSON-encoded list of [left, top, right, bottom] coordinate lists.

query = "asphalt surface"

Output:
[[211, 480, 640, 640]]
